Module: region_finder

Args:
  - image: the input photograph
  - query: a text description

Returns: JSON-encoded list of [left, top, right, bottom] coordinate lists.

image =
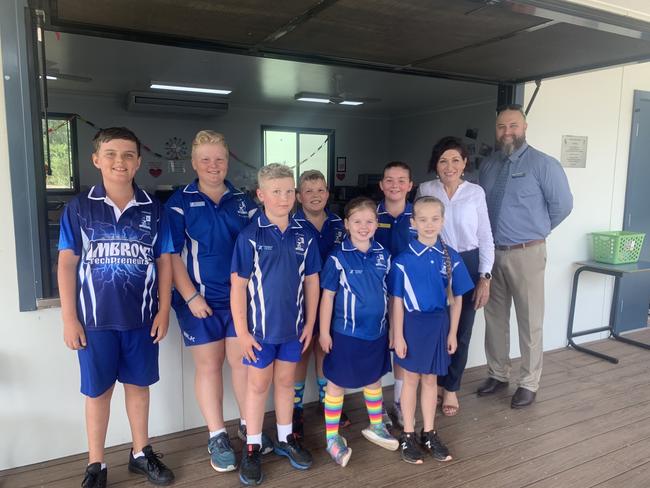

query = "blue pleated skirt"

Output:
[[323, 331, 391, 389], [394, 310, 450, 375]]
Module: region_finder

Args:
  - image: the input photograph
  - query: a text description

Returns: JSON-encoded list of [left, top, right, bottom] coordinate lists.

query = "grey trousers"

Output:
[[484, 242, 546, 391]]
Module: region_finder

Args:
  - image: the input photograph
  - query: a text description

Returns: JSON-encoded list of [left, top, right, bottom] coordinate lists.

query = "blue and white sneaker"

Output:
[[274, 433, 313, 470], [361, 423, 399, 451], [208, 432, 236, 472]]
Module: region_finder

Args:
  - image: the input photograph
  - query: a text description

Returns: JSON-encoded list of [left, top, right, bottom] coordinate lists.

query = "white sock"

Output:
[[277, 423, 292, 442], [240, 419, 247, 426], [132, 451, 144, 459], [394, 379, 404, 404], [89, 462, 107, 470], [209, 427, 227, 439], [247, 433, 262, 446]]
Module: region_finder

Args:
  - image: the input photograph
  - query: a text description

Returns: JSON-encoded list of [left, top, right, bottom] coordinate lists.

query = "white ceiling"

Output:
[[44, 31, 496, 117]]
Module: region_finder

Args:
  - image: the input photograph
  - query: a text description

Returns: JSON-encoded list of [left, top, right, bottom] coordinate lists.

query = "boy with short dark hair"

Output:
[[58, 127, 175, 488], [292, 170, 348, 437], [231, 163, 321, 486], [375, 160, 417, 430]]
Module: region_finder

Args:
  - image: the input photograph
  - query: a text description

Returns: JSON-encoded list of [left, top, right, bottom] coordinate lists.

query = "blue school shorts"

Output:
[[78, 327, 159, 398], [323, 331, 391, 389], [242, 339, 303, 369], [174, 303, 236, 346]]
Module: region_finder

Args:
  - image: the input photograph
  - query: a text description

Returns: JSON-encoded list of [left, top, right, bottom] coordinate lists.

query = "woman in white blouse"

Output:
[[416, 136, 494, 416]]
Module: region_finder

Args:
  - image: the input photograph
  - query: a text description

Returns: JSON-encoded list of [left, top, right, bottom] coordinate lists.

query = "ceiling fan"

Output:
[[295, 74, 380, 106]]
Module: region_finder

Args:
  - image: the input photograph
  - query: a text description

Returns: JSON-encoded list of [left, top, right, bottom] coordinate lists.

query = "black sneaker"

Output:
[[274, 433, 312, 470], [128, 445, 175, 485], [239, 444, 263, 486], [399, 432, 423, 464], [237, 424, 274, 455], [292, 407, 305, 438], [420, 429, 452, 462], [81, 462, 106, 488]]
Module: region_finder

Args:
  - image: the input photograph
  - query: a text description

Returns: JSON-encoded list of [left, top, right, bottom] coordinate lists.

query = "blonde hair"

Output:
[[258, 163, 295, 186], [413, 196, 454, 306], [298, 169, 327, 189], [192, 130, 229, 157], [344, 196, 377, 220]]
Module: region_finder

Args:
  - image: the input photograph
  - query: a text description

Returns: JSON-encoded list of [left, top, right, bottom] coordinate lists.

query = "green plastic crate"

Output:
[[591, 231, 645, 264]]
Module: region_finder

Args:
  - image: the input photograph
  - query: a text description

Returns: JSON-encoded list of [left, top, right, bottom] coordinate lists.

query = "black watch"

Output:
[[480, 272, 492, 280]]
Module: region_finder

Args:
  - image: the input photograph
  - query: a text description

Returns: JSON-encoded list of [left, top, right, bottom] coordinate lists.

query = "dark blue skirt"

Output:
[[394, 310, 450, 375], [323, 331, 391, 389]]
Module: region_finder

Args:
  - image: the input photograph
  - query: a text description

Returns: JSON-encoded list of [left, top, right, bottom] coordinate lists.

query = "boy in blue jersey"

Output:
[[58, 128, 175, 488], [375, 161, 417, 430], [292, 170, 347, 438], [165, 130, 267, 474], [231, 164, 321, 486]]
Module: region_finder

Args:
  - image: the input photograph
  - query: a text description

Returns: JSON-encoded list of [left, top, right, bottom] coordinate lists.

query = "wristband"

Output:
[[185, 291, 200, 305]]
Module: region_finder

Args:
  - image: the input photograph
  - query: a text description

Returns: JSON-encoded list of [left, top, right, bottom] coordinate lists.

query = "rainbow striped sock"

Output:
[[364, 387, 383, 426], [294, 381, 306, 409], [324, 393, 344, 440]]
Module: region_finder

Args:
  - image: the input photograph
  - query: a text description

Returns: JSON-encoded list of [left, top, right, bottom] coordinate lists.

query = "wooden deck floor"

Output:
[[3, 330, 650, 488]]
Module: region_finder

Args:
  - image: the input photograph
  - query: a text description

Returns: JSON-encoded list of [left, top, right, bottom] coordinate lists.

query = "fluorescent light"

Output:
[[339, 100, 364, 106], [150, 82, 231, 95], [46, 75, 58, 80], [296, 97, 331, 104]]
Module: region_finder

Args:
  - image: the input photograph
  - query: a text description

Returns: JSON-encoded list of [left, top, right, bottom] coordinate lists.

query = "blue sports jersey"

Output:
[[58, 184, 173, 331], [375, 201, 417, 257], [320, 238, 390, 341], [388, 238, 474, 312], [292, 208, 345, 264], [231, 212, 321, 344], [165, 179, 258, 308]]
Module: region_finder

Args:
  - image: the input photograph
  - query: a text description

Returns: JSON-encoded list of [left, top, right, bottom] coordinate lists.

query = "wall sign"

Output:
[[561, 135, 588, 168]]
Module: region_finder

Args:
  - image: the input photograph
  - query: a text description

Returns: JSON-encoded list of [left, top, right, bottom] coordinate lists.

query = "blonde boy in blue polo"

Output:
[[230, 163, 321, 486]]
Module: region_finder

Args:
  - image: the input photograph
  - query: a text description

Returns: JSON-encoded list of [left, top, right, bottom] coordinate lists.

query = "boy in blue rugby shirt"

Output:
[[292, 170, 348, 437], [375, 161, 417, 430], [231, 164, 321, 486], [58, 128, 175, 488]]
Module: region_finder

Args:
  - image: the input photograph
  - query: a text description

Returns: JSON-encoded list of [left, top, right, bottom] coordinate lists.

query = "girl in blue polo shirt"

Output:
[[389, 196, 474, 465], [319, 197, 398, 467]]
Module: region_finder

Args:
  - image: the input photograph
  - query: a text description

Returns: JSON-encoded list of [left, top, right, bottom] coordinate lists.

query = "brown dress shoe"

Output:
[[476, 377, 509, 396], [511, 387, 536, 408]]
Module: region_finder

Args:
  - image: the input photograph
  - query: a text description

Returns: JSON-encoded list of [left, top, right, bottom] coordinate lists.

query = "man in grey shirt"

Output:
[[477, 104, 573, 408]]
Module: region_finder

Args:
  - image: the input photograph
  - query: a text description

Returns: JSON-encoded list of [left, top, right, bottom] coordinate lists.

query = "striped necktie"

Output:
[[486, 157, 511, 235]]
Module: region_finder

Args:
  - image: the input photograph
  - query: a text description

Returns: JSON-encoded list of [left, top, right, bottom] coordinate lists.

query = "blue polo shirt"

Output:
[[165, 179, 258, 308], [231, 212, 321, 344], [375, 201, 417, 257], [320, 238, 390, 340], [58, 184, 174, 331], [293, 208, 346, 264], [388, 239, 474, 312]]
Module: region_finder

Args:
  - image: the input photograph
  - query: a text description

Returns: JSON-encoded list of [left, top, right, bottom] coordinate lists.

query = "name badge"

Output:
[[378, 223, 391, 229], [511, 172, 526, 178], [190, 201, 206, 207]]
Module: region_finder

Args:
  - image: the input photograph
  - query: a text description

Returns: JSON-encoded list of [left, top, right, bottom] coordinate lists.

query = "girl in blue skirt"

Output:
[[388, 196, 474, 464], [320, 197, 397, 467]]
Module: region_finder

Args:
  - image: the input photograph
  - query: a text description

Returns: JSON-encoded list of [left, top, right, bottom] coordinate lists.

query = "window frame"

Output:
[[261, 125, 335, 190], [44, 112, 80, 195]]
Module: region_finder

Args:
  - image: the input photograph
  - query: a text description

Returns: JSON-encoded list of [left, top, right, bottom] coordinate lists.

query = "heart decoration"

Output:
[[149, 168, 162, 178], [336, 173, 345, 181]]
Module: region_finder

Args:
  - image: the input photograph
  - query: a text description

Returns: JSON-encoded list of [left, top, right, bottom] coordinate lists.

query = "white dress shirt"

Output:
[[417, 179, 495, 274]]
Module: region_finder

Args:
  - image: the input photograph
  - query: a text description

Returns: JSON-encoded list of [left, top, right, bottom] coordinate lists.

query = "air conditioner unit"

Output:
[[126, 91, 228, 116]]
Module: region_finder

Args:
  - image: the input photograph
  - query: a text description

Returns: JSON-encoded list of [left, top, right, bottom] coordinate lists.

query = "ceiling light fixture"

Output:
[[295, 93, 331, 104], [150, 82, 232, 95], [46, 75, 58, 80], [339, 100, 364, 106]]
